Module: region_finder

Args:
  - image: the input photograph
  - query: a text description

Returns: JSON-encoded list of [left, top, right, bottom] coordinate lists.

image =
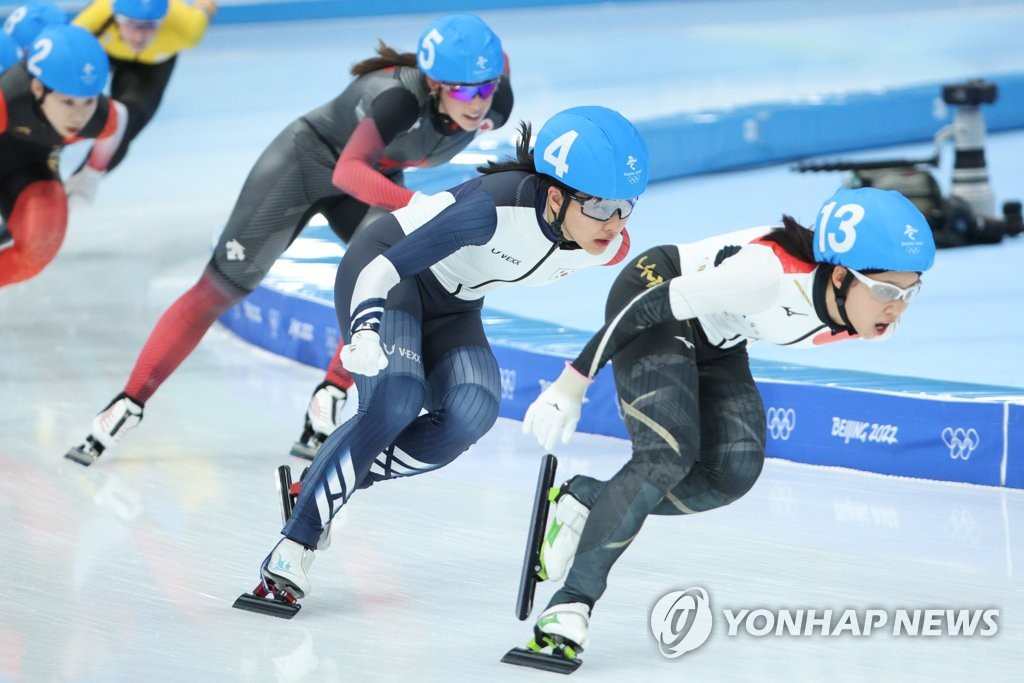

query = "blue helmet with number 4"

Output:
[[417, 14, 503, 84], [813, 187, 935, 272], [534, 105, 649, 200], [27, 24, 109, 97]]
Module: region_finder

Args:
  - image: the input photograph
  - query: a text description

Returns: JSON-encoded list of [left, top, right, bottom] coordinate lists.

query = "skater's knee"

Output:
[[716, 440, 765, 502], [686, 440, 765, 511], [439, 383, 499, 447]]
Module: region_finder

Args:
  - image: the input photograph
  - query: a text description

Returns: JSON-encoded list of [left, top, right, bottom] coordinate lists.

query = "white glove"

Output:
[[522, 362, 591, 452], [408, 190, 429, 205], [65, 166, 104, 209], [340, 329, 389, 377]]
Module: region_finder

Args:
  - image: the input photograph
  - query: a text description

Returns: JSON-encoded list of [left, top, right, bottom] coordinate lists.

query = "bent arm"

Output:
[[85, 100, 129, 171], [331, 87, 421, 211], [573, 244, 783, 378], [347, 185, 497, 334]]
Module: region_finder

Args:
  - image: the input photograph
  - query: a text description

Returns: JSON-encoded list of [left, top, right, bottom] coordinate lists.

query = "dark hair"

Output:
[[763, 215, 886, 274], [477, 121, 573, 193], [761, 215, 817, 263], [477, 121, 534, 175], [351, 41, 418, 77]]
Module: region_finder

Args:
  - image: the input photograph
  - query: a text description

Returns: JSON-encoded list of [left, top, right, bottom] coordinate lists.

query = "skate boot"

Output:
[[65, 393, 144, 466], [290, 381, 346, 460], [538, 484, 590, 582], [534, 602, 591, 653], [262, 537, 315, 599], [234, 537, 314, 619], [502, 601, 589, 673]]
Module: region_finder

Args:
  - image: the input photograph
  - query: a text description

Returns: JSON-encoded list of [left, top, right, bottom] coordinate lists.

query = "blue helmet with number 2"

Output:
[[813, 187, 935, 272], [27, 24, 109, 97], [534, 106, 649, 200], [417, 14, 503, 84]]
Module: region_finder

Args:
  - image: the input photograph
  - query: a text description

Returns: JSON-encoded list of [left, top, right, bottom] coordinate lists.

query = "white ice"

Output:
[[2, 2, 1023, 681]]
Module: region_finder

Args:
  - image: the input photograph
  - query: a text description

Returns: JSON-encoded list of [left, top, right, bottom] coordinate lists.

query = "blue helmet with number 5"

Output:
[[534, 106, 649, 200], [417, 14, 503, 84], [813, 187, 935, 272], [3, 1, 67, 54], [27, 24, 109, 97]]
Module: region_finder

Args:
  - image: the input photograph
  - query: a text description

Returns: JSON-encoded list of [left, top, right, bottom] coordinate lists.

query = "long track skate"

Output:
[[232, 465, 308, 619], [64, 437, 103, 466], [501, 454, 582, 673]]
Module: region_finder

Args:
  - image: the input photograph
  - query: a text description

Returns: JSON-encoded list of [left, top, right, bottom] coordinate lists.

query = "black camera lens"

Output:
[[942, 80, 998, 106]]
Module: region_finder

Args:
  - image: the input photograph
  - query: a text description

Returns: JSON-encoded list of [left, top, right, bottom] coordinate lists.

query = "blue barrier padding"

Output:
[[1007, 404, 1024, 488], [636, 74, 1024, 181], [210, 0, 659, 24], [219, 223, 1024, 488], [3, 1, 661, 24]]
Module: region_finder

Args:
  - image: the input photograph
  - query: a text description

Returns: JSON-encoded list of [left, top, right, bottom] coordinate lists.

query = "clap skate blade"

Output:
[[514, 453, 558, 621], [232, 582, 301, 619]]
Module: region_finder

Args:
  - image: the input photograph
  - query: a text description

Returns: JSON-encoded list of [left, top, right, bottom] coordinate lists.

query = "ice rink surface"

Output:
[[2, 2, 1024, 681]]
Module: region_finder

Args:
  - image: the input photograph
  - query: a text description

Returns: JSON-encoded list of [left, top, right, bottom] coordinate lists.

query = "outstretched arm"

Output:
[[573, 244, 782, 379]]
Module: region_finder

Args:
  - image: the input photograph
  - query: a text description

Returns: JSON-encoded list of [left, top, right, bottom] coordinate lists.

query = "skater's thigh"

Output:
[[421, 310, 500, 410]]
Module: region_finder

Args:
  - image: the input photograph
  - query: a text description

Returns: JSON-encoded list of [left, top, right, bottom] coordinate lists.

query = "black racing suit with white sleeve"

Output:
[[546, 227, 885, 612]]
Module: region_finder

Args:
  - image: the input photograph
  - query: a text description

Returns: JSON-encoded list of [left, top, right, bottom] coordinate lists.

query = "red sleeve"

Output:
[[0, 91, 8, 134], [604, 229, 630, 265], [95, 102, 119, 140], [332, 116, 415, 212]]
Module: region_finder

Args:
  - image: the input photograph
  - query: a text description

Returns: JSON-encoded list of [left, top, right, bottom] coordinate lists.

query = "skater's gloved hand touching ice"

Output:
[[523, 362, 591, 451], [341, 329, 389, 377]]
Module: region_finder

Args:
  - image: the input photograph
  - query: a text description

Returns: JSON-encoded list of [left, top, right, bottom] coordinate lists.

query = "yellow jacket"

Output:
[[73, 0, 213, 65]]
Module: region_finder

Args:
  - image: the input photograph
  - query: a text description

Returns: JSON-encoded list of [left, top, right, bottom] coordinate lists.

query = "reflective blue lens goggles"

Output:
[[440, 79, 499, 103]]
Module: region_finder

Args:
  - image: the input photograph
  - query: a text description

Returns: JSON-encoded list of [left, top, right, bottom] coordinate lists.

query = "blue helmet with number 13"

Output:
[[813, 187, 935, 273], [534, 106, 649, 201]]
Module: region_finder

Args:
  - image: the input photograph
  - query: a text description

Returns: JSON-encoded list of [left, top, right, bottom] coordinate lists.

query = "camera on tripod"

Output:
[[795, 79, 1022, 249]]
